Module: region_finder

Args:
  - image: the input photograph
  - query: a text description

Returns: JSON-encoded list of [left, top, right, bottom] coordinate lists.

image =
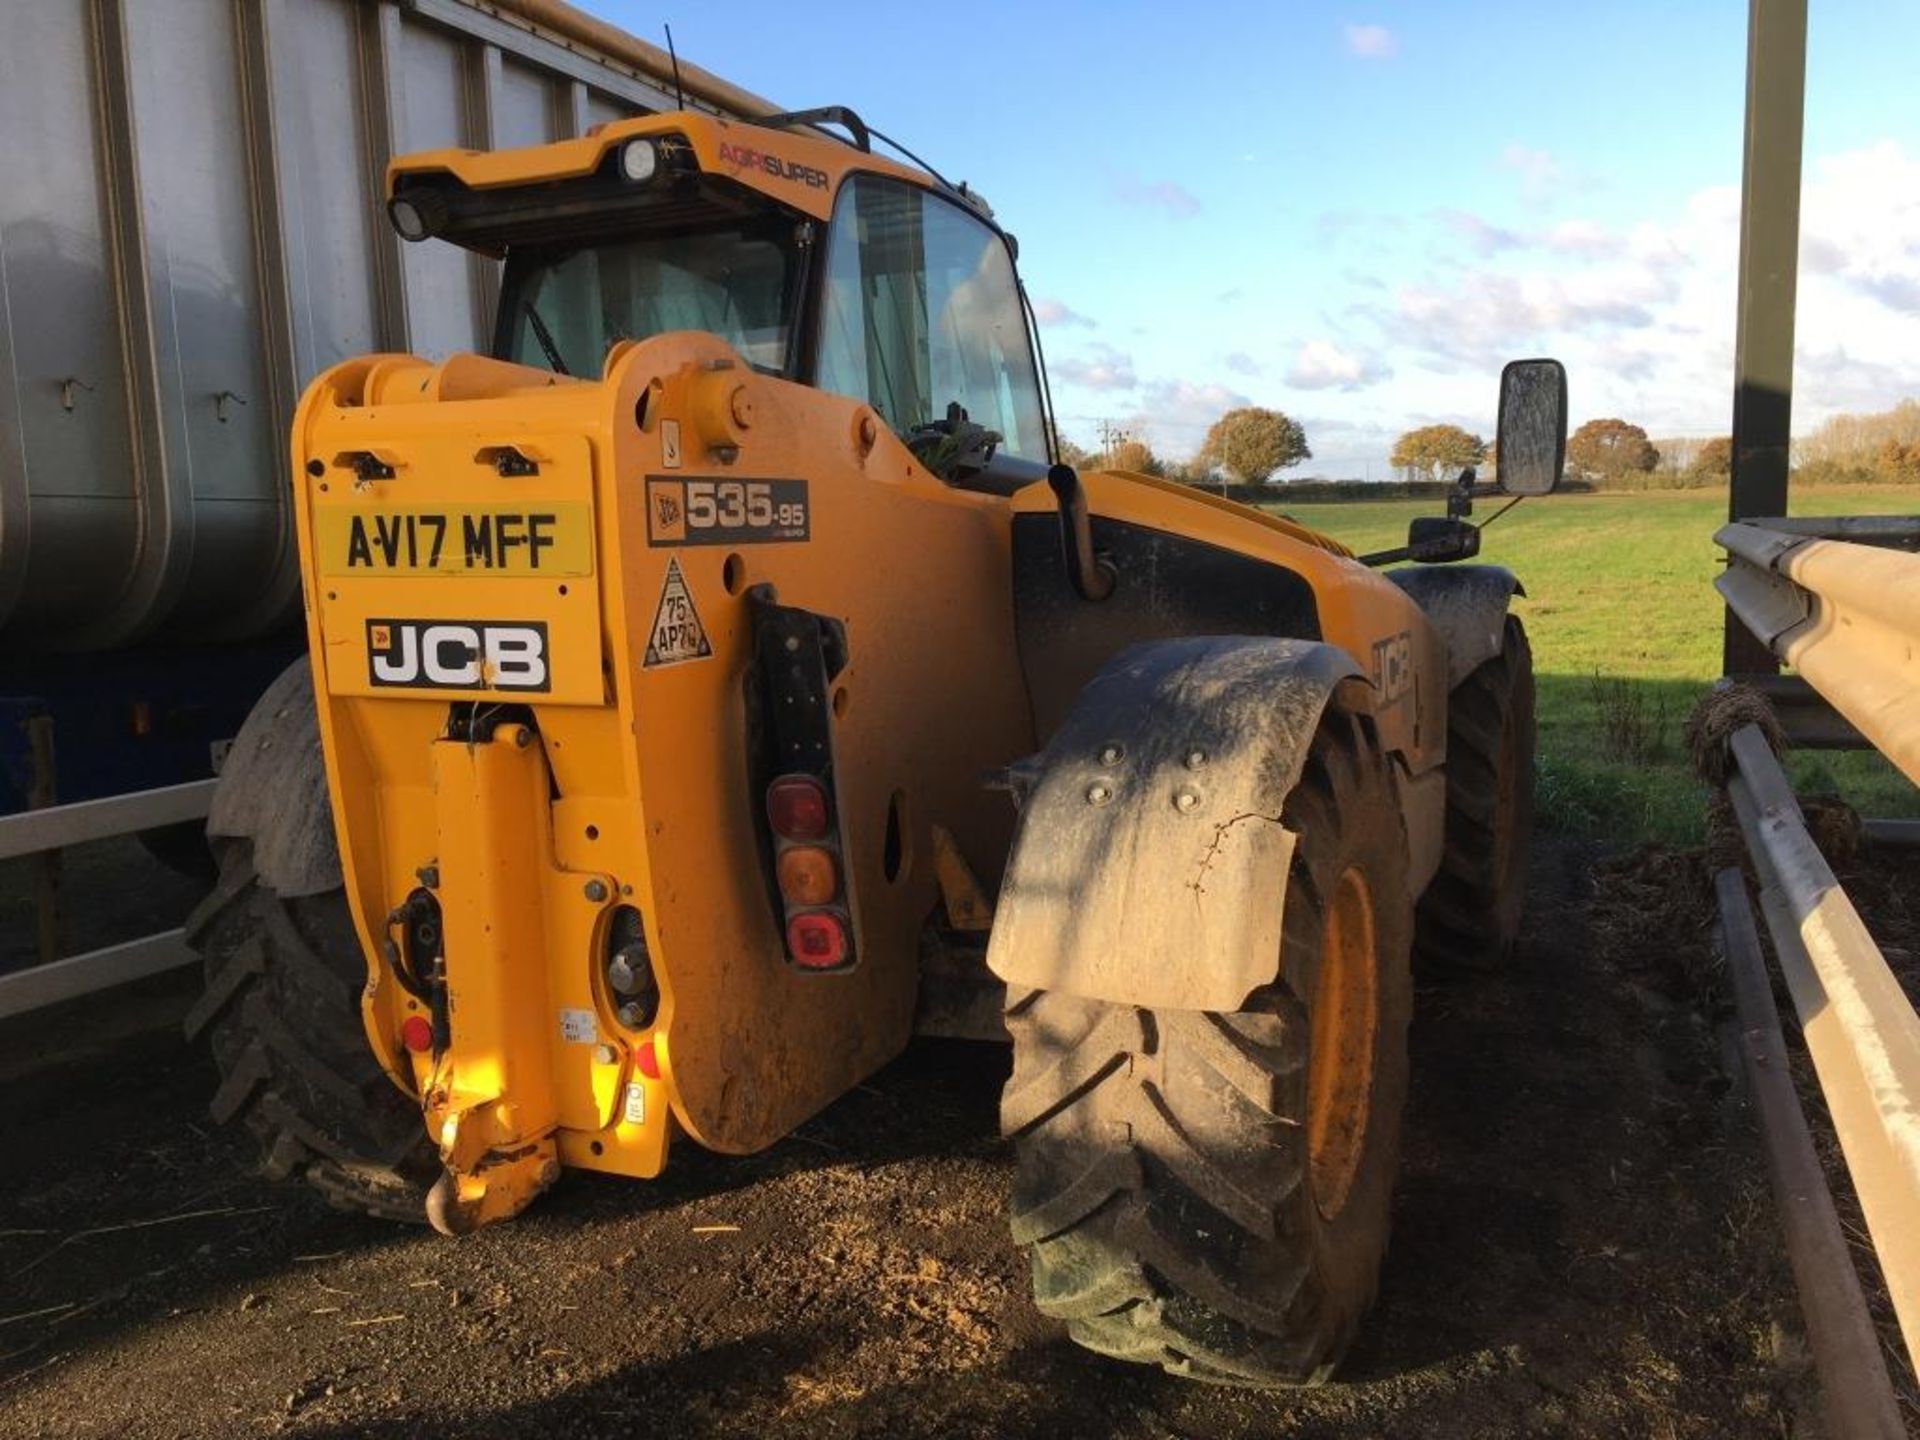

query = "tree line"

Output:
[[1060, 408, 1313, 491], [1061, 395, 1920, 492], [1553, 398, 1920, 491], [1792, 398, 1920, 486]]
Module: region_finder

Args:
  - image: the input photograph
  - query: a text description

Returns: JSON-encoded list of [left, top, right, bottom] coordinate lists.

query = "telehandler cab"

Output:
[[187, 105, 1566, 1386]]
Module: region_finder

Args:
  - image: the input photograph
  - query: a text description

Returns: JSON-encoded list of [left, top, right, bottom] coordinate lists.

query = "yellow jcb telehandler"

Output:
[[185, 104, 1566, 1386]]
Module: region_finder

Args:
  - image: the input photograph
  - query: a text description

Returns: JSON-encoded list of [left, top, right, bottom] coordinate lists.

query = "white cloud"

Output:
[[1433, 210, 1631, 261], [1801, 232, 1848, 276], [1861, 274, 1920, 312], [1118, 379, 1254, 454], [1053, 141, 1920, 469], [1032, 297, 1095, 328], [1344, 23, 1397, 58], [1790, 142, 1920, 416], [1111, 174, 1202, 218], [1497, 143, 1596, 208], [1437, 209, 1525, 256], [1797, 141, 1920, 314], [1545, 219, 1625, 259], [1501, 144, 1559, 185], [1364, 144, 1920, 434], [1286, 340, 1392, 391], [1051, 342, 1138, 392]]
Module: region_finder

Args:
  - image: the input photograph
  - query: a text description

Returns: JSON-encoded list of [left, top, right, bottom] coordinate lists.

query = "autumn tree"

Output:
[[1877, 439, 1920, 485], [1566, 418, 1659, 484], [1106, 438, 1164, 476], [1798, 398, 1920, 468], [1389, 423, 1486, 482], [1689, 435, 1733, 481], [1198, 407, 1311, 484]]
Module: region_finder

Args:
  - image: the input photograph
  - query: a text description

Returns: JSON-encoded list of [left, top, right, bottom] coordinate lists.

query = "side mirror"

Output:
[[1495, 358, 1567, 496]]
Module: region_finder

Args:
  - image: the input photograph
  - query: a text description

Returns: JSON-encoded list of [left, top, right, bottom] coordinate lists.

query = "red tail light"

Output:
[[785, 911, 849, 970], [767, 774, 830, 840], [400, 1015, 434, 1053]]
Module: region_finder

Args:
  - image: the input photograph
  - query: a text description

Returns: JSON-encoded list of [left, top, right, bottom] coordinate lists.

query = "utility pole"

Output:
[[1096, 419, 1133, 468]]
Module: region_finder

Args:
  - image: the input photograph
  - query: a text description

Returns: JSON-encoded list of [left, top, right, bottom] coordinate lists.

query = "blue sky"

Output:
[[590, 1, 1920, 473]]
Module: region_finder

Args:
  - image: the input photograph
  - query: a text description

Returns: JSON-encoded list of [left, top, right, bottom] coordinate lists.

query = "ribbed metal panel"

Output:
[[0, 0, 758, 652]]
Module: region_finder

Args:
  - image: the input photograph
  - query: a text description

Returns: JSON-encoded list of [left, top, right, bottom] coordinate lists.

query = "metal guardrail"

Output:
[[1722, 727, 1920, 1374], [1718, 518, 1920, 781], [1714, 516, 1920, 1404], [0, 931, 196, 1022], [0, 782, 215, 1020], [0, 779, 217, 863], [1713, 868, 1906, 1439]]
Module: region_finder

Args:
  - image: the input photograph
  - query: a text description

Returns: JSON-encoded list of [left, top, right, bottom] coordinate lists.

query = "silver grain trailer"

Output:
[[0, 0, 775, 1015]]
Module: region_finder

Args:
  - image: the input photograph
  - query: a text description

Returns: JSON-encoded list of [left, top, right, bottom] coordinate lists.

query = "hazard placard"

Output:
[[643, 556, 712, 667]]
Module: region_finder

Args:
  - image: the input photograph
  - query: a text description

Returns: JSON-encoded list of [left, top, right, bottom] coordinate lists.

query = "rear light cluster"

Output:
[[766, 774, 853, 970]]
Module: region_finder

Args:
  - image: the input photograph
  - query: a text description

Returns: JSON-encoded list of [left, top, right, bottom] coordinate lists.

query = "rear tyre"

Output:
[[1416, 616, 1535, 971], [185, 842, 434, 1221], [137, 821, 217, 882], [1004, 711, 1413, 1385]]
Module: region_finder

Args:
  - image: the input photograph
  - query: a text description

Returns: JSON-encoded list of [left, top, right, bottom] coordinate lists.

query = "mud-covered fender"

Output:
[[1387, 564, 1524, 689], [206, 657, 342, 897], [985, 636, 1362, 1013]]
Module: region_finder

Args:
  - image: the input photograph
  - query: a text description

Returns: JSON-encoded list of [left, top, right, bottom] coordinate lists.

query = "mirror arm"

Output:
[[1357, 544, 1413, 568], [1475, 495, 1526, 533], [1358, 516, 1482, 568], [1446, 466, 1503, 516]]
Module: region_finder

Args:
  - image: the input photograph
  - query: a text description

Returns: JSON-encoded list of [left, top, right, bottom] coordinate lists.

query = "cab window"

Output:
[[815, 174, 1046, 460], [500, 221, 797, 378]]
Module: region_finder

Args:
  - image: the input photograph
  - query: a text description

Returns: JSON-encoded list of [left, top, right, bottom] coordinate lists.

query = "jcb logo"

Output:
[[653, 489, 683, 533], [1372, 631, 1413, 705], [366, 619, 550, 692]]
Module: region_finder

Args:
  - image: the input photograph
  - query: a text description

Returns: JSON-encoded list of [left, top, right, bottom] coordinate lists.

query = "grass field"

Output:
[[1263, 486, 1920, 844]]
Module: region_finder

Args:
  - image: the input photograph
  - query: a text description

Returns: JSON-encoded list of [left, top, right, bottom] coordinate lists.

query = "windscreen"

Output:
[[499, 223, 798, 377], [816, 175, 1047, 460]]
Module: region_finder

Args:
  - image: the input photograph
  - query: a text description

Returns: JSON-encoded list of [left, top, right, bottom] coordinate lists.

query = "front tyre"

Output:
[[1003, 711, 1413, 1385]]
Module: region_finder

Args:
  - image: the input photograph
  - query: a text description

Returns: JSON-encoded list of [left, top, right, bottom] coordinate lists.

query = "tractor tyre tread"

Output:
[[1416, 616, 1536, 971], [186, 837, 434, 1224], [1005, 712, 1413, 1386]]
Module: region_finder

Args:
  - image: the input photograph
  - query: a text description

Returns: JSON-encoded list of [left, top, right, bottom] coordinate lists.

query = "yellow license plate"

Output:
[[315, 503, 593, 577]]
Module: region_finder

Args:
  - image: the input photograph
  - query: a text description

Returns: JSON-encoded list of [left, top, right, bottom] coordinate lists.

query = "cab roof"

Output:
[[386, 110, 960, 228]]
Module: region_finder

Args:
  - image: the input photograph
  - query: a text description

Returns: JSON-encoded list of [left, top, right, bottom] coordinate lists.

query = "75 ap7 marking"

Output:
[[645, 477, 809, 546]]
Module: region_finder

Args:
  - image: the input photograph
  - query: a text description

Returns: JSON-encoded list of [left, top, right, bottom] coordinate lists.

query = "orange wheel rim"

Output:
[[1308, 865, 1378, 1220]]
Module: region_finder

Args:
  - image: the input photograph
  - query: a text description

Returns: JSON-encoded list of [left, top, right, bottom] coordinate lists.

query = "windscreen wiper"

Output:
[[523, 302, 571, 376]]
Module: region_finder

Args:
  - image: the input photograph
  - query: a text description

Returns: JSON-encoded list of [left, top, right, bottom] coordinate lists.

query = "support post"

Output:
[[1724, 0, 1807, 676]]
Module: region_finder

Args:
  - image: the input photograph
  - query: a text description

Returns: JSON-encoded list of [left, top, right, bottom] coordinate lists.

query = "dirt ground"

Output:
[[0, 837, 1886, 1438]]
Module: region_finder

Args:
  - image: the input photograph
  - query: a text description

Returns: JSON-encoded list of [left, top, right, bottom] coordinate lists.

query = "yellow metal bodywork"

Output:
[[1007, 472, 1448, 782], [293, 332, 1039, 1218], [291, 113, 1450, 1227], [388, 109, 931, 225]]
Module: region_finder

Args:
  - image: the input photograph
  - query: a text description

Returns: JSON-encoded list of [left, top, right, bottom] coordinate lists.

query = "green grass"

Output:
[[1261, 487, 1920, 845]]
